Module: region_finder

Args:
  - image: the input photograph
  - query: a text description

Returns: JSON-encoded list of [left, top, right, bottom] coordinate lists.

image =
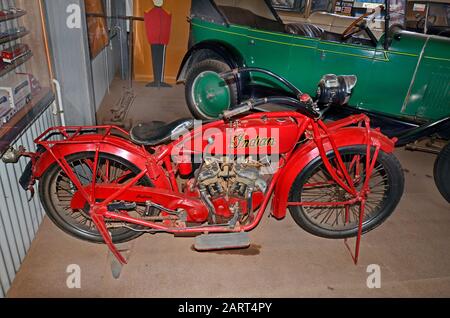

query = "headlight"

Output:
[[316, 74, 357, 106]]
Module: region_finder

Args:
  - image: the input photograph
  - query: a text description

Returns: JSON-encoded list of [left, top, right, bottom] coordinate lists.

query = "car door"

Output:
[[245, 27, 294, 90], [361, 38, 420, 118], [286, 33, 320, 96]]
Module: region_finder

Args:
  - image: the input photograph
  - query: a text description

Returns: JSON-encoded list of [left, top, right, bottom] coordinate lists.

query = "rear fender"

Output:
[[32, 134, 172, 189], [271, 127, 396, 219]]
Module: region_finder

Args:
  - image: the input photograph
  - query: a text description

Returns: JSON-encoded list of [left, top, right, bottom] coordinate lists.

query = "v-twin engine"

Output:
[[196, 156, 271, 223]]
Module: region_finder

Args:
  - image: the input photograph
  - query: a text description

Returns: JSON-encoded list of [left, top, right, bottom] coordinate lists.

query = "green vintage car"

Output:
[[178, 0, 449, 125], [177, 0, 450, 202]]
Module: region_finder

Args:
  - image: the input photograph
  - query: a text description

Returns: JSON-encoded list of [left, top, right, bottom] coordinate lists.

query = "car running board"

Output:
[[194, 232, 250, 251]]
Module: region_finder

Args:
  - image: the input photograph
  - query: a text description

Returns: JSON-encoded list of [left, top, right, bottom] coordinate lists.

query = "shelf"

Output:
[[0, 51, 33, 78], [0, 88, 55, 155], [0, 3, 55, 156], [0, 10, 26, 23], [0, 30, 29, 46]]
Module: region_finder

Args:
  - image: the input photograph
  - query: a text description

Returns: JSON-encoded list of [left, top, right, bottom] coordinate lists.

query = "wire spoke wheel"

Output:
[[39, 152, 152, 244], [289, 146, 404, 239]]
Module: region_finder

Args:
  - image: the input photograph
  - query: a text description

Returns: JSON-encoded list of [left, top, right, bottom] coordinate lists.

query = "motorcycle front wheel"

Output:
[[39, 152, 152, 244], [288, 146, 404, 239]]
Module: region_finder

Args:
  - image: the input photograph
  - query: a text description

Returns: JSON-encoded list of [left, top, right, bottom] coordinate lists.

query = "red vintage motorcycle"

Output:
[[10, 68, 404, 264]]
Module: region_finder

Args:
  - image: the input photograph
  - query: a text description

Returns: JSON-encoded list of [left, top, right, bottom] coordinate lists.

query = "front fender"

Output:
[[32, 135, 171, 189], [271, 127, 396, 219]]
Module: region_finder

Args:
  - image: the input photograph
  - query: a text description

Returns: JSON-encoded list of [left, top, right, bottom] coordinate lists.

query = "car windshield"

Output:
[[271, 0, 333, 13], [421, 2, 450, 27], [270, 1, 407, 33], [405, 1, 450, 34], [310, 0, 334, 13], [390, 0, 406, 23], [360, 0, 406, 36]]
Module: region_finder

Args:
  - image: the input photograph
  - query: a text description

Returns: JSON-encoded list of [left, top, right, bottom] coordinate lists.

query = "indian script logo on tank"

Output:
[[231, 134, 276, 149]]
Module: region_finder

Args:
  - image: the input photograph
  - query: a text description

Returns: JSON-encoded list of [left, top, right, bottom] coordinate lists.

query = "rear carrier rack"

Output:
[[34, 125, 131, 147]]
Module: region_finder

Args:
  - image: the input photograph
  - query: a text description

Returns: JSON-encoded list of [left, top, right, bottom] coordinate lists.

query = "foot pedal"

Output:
[[194, 232, 250, 251]]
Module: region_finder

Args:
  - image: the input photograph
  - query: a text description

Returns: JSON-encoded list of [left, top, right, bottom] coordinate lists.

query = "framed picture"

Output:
[[84, 0, 109, 59]]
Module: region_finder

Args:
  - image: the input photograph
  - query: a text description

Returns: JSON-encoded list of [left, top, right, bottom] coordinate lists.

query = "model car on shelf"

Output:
[[178, 0, 450, 202], [0, 92, 13, 127], [16, 72, 41, 96], [2, 43, 30, 63], [0, 7, 25, 17], [5, 7, 25, 15], [0, 73, 32, 113], [0, 27, 27, 40], [0, 73, 32, 128]]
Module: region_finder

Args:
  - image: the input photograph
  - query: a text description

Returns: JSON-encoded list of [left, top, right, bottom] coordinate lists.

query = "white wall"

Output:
[[0, 105, 60, 297], [91, 41, 118, 111]]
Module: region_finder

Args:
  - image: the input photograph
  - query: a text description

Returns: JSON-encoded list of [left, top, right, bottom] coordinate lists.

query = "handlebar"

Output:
[[220, 67, 320, 120], [221, 96, 319, 120], [222, 101, 255, 119], [220, 67, 303, 97]]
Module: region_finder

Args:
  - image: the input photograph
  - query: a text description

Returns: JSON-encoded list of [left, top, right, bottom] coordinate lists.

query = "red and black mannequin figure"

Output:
[[144, 0, 172, 88]]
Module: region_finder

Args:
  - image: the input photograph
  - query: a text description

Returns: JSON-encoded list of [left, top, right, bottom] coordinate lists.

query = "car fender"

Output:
[[32, 135, 172, 189], [271, 127, 396, 219], [177, 40, 245, 83]]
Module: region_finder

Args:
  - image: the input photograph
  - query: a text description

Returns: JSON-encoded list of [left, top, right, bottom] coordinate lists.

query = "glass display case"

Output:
[[0, 0, 54, 155]]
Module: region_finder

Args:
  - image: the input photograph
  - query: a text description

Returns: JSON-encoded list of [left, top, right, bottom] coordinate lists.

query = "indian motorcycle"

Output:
[[3, 68, 405, 264]]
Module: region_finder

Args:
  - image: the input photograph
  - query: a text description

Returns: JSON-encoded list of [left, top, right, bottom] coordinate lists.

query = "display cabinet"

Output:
[[0, 0, 55, 155]]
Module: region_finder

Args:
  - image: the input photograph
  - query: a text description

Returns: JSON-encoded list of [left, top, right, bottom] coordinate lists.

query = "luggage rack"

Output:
[[34, 125, 131, 146]]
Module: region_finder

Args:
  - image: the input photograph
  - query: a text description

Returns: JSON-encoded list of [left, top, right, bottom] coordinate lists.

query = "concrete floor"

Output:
[[7, 79, 450, 297]]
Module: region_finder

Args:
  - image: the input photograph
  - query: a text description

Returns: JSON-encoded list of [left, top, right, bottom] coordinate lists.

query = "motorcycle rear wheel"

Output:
[[288, 146, 404, 239], [39, 152, 152, 244], [434, 142, 450, 203]]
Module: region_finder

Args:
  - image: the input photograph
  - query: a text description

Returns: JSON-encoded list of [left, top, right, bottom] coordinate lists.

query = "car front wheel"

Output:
[[434, 142, 450, 203], [185, 59, 238, 120]]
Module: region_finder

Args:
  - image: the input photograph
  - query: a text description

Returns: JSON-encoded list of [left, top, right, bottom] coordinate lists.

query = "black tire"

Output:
[[185, 59, 238, 120], [434, 142, 450, 203], [288, 146, 404, 239], [39, 152, 152, 244]]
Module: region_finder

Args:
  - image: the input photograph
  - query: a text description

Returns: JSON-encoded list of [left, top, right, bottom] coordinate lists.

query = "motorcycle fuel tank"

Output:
[[182, 116, 301, 156]]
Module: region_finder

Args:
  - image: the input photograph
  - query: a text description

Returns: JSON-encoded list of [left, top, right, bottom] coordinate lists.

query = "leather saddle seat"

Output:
[[130, 118, 195, 146], [285, 22, 324, 38]]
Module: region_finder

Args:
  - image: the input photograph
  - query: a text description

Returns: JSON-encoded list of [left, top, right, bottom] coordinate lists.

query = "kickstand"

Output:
[[91, 213, 127, 266], [108, 242, 134, 279], [109, 250, 124, 279], [344, 199, 366, 265]]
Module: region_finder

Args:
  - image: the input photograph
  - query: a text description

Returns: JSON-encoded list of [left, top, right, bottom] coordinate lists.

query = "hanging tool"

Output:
[[87, 13, 145, 130]]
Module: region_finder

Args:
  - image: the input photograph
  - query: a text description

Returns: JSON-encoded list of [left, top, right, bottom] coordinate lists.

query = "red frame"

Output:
[[27, 111, 396, 264]]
